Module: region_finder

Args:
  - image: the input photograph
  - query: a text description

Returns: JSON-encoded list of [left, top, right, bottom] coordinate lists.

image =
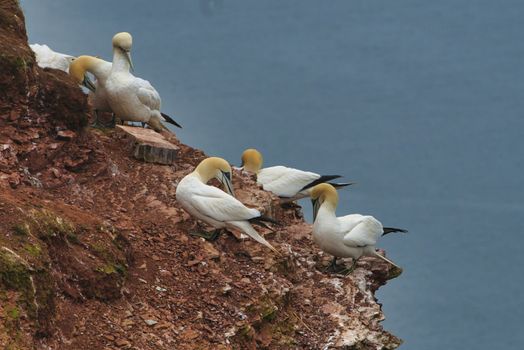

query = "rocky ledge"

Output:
[[0, 1, 402, 349]]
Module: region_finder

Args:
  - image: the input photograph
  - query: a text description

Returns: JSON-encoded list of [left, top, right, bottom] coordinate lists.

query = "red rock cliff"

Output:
[[0, 1, 402, 349]]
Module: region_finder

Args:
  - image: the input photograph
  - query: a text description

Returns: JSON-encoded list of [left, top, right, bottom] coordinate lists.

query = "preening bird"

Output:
[[105, 32, 182, 132], [30, 43, 75, 72], [176, 157, 278, 252], [310, 183, 406, 273], [241, 148, 353, 202], [69, 55, 113, 126]]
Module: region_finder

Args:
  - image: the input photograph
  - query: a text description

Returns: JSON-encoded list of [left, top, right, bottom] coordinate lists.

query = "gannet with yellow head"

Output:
[[105, 32, 182, 132], [30, 43, 75, 72], [176, 157, 278, 252], [241, 148, 353, 202], [310, 183, 406, 273], [69, 55, 113, 125]]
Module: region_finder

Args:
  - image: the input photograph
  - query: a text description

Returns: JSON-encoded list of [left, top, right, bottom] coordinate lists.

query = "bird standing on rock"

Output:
[[104, 32, 182, 132], [310, 183, 406, 274], [69, 55, 113, 127], [241, 148, 353, 203], [176, 157, 278, 252]]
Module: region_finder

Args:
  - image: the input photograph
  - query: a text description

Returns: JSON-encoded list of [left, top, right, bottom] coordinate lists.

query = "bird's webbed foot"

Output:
[[90, 121, 105, 129], [102, 114, 117, 128], [323, 257, 359, 275], [90, 110, 105, 129], [323, 257, 339, 272], [190, 228, 223, 241], [339, 258, 359, 275]]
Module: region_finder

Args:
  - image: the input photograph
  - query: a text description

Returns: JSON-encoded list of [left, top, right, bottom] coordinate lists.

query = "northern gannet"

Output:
[[69, 55, 113, 126], [241, 148, 353, 202], [30, 43, 75, 72], [310, 183, 406, 273], [176, 157, 278, 252], [105, 32, 182, 132]]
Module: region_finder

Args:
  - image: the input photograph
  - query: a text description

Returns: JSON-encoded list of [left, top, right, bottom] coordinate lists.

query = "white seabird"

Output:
[[310, 183, 406, 273], [241, 148, 353, 202], [30, 43, 75, 72], [69, 55, 113, 126], [176, 157, 278, 252], [104, 32, 182, 132]]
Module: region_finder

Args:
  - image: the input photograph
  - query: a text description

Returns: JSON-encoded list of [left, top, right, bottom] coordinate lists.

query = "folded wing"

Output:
[[342, 216, 383, 248], [136, 78, 161, 111], [190, 185, 260, 222], [258, 166, 321, 198]]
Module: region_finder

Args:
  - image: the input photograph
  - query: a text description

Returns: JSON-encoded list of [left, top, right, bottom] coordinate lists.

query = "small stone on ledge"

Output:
[[116, 125, 179, 165]]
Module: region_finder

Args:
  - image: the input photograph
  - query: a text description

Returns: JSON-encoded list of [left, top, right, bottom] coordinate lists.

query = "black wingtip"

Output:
[[329, 182, 355, 189], [161, 112, 182, 128], [382, 227, 409, 235], [300, 175, 343, 191]]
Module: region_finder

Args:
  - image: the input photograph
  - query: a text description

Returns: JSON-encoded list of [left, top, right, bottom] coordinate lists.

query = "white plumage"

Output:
[[106, 71, 161, 122], [88, 60, 112, 113], [310, 183, 403, 271], [30, 44, 75, 72], [104, 32, 180, 132], [313, 211, 383, 260], [257, 165, 327, 198], [241, 148, 349, 200], [70, 56, 112, 112], [176, 157, 277, 252], [68, 56, 114, 128]]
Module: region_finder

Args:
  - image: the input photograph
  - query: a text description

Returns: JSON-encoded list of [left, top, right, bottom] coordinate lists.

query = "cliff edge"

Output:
[[0, 1, 402, 349]]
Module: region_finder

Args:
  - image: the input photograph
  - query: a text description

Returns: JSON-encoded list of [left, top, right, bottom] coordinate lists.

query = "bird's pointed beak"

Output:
[[311, 198, 320, 222], [220, 171, 235, 197], [82, 75, 96, 92], [124, 50, 134, 72], [237, 160, 246, 171]]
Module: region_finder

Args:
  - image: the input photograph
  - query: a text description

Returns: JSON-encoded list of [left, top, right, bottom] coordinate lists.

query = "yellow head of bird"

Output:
[[112, 32, 134, 70], [241, 148, 263, 173], [310, 183, 339, 205], [69, 55, 99, 91], [310, 183, 339, 220], [69, 55, 89, 84], [195, 157, 234, 196], [112, 32, 133, 50]]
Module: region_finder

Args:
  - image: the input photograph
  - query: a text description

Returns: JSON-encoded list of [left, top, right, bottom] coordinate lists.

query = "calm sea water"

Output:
[[21, 1, 524, 348]]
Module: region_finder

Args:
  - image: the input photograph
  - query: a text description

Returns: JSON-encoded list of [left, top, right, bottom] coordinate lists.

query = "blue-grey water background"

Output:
[[21, 0, 524, 348]]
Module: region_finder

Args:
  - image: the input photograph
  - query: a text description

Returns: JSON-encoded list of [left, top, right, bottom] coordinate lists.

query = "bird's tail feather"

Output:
[[280, 182, 353, 204], [329, 182, 355, 189], [382, 227, 408, 235], [160, 112, 182, 128], [227, 221, 278, 253], [300, 175, 342, 191]]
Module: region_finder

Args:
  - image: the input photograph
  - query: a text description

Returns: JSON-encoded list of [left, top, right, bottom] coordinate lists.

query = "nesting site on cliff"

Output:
[[0, 1, 403, 349]]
